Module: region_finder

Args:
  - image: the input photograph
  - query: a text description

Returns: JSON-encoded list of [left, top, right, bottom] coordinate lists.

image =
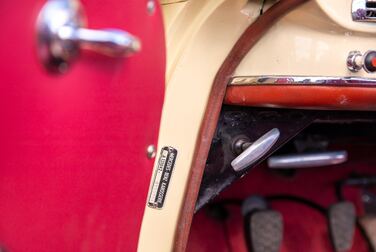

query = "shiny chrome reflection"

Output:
[[231, 128, 280, 172], [352, 0, 376, 22], [347, 51, 364, 72], [267, 151, 348, 169], [36, 0, 141, 73], [229, 76, 376, 86]]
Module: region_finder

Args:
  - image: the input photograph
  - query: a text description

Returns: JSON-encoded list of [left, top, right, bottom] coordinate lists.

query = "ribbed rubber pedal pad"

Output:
[[328, 201, 356, 252], [248, 210, 283, 252]]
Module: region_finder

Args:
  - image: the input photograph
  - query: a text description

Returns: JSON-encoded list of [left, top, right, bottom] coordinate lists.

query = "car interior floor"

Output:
[[187, 121, 376, 252]]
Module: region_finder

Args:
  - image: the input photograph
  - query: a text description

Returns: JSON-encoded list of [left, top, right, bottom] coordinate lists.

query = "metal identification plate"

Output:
[[148, 146, 177, 209]]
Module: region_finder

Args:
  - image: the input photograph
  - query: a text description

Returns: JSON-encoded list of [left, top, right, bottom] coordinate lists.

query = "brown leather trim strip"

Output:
[[173, 0, 310, 251], [225, 85, 376, 110]]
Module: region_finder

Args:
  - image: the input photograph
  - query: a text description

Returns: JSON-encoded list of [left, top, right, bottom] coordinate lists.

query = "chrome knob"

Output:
[[347, 51, 363, 72], [36, 0, 141, 73]]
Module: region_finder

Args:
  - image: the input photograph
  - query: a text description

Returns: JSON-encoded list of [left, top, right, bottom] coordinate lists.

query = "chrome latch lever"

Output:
[[231, 128, 280, 172]]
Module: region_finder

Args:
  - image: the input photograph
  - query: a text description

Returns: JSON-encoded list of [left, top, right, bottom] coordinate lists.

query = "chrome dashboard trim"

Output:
[[229, 76, 376, 86], [352, 0, 376, 22]]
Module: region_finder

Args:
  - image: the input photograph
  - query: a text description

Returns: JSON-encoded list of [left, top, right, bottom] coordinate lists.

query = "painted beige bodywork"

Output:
[[138, 1, 376, 251], [235, 1, 376, 78], [138, 1, 253, 251]]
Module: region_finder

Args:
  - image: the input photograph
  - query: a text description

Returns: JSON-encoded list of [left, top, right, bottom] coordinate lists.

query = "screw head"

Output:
[[147, 0, 156, 15], [146, 145, 156, 159]]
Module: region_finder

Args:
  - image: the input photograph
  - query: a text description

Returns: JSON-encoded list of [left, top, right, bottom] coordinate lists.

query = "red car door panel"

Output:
[[0, 0, 165, 251]]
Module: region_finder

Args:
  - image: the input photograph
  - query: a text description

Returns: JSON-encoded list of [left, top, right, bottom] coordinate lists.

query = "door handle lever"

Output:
[[57, 26, 141, 57], [36, 0, 141, 73], [231, 128, 280, 172]]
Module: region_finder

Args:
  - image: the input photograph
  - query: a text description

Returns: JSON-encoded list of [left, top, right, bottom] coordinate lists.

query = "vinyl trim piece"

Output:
[[224, 85, 376, 110]]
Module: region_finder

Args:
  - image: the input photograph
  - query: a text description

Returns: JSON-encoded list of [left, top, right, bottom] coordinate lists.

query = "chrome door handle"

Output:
[[231, 128, 280, 172], [36, 0, 141, 73], [58, 27, 141, 57]]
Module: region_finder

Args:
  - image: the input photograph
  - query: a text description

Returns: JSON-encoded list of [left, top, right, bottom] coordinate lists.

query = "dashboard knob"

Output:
[[347, 51, 363, 72], [363, 50, 376, 73]]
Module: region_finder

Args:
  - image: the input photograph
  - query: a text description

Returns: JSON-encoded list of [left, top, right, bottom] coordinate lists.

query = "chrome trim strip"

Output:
[[352, 0, 376, 22], [229, 76, 376, 86]]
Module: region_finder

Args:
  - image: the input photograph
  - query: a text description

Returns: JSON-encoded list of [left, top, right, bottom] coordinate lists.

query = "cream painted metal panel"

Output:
[[235, 1, 376, 78], [163, 0, 226, 83], [138, 0, 255, 251]]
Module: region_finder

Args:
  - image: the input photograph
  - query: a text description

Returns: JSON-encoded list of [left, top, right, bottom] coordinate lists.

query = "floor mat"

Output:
[[187, 144, 376, 252]]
